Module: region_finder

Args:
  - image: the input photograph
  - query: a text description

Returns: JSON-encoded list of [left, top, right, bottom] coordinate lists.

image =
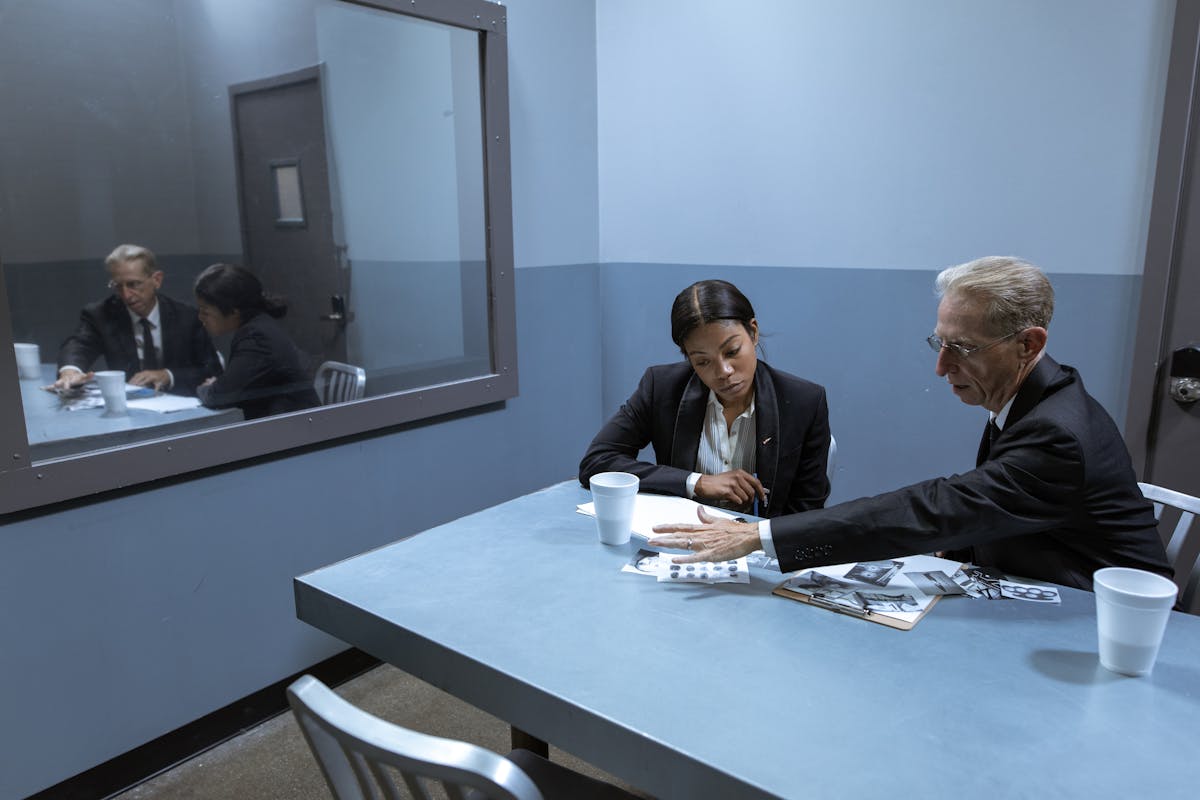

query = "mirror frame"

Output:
[[0, 0, 516, 515]]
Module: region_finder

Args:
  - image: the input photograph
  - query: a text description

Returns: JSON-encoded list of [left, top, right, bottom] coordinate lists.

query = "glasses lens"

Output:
[[926, 335, 943, 353]]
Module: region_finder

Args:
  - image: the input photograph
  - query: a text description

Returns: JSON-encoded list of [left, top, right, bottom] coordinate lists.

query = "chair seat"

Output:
[[464, 749, 644, 800]]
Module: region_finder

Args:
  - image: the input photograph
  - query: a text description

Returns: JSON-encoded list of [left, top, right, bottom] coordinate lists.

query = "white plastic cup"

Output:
[[13, 343, 40, 380], [589, 472, 639, 545], [95, 370, 128, 416], [1094, 567, 1178, 677]]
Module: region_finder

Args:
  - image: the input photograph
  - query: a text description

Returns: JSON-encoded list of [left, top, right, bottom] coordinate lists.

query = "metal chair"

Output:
[[1139, 482, 1200, 613], [287, 675, 641, 800], [314, 361, 366, 405]]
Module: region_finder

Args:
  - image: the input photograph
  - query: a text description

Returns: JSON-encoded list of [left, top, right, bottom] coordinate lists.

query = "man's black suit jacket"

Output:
[[56, 294, 219, 396], [579, 361, 831, 517], [770, 356, 1171, 590]]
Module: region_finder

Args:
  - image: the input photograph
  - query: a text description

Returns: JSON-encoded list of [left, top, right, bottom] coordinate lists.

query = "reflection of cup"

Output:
[[590, 472, 639, 545], [95, 370, 128, 416], [1094, 567, 1177, 677], [13, 343, 40, 380]]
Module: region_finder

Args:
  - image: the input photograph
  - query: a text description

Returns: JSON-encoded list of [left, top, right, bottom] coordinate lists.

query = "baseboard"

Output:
[[26, 648, 381, 800]]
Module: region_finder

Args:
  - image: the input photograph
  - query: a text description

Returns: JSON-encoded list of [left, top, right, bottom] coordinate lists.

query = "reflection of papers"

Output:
[[127, 394, 202, 413], [778, 554, 962, 625], [55, 382, 156, 411], [576, 493, 740, 540]]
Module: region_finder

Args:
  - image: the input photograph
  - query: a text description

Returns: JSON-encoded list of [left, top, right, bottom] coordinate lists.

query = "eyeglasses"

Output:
[[108, 278, 151, 292], [926, 330, 1021, 359]]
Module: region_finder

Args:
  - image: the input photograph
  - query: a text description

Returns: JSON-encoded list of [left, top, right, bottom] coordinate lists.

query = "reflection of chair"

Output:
[[827, 433, 838, 484], [287, 675, 640, 800], [314, 361, 366, 405], [1138, 482, 1200, 613]]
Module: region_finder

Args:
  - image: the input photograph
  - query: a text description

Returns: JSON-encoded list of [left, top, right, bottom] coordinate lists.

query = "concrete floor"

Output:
[[111, 664, 651, 799]]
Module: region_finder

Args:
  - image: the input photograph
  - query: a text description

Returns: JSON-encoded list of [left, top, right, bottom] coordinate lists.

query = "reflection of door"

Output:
[[1127, 3, 1200, 497], [231, 65, 347, 366]]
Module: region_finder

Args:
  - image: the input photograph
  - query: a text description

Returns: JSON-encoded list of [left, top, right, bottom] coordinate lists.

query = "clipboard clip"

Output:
[[806, 594, 873, 618]]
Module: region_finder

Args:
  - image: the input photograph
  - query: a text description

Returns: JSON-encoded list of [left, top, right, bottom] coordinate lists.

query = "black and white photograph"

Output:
[[953, 565, 1008, 599], [856, 591, 921, 613], [844, 560, 904, 586], [999, 581, 1061, 604], [905, 570, 967, 597], [622, 548, 663, 577]]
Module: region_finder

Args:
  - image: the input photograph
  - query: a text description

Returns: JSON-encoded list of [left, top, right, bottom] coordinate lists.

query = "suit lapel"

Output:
[[107, 297, 140, 371], [1006, 355, 1061, 429], [753, 364, 779, 504], [670, 371, 707, 470], [156, 296, 176, 365]]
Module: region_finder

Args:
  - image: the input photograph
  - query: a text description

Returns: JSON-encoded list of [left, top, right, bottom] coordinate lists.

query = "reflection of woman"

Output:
[[194, 263, 319, 420], [579, 280, 831, 517]]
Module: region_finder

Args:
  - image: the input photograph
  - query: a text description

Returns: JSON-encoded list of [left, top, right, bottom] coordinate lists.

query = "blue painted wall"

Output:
[[1, 0, 1175, 795]]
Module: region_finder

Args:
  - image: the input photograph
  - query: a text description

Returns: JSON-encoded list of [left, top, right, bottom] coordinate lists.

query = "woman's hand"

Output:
[[649, 506, 762, 564], [130, 369, 170, 391], [695, 469, 766, 508]]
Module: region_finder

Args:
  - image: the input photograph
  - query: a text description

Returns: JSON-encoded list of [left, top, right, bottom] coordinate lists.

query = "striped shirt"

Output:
[[689, 390, 756, 503]]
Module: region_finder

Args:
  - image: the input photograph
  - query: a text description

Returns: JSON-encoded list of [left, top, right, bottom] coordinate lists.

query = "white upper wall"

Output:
[[505, 0, 600, 268], [596, 0, 1175, 274]]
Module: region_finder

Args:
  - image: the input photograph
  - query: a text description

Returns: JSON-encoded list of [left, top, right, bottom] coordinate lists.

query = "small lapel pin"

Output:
[[761, 436, 773, 446]]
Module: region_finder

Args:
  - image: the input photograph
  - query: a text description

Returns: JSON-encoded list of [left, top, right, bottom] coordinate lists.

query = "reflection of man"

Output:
[[53, 244, 219, 394], [652, 257, 1172, 592]]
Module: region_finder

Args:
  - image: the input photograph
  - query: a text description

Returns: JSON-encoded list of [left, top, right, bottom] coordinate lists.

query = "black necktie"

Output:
[[976, 418, 1000, 467], [140, 318, 159, 370]]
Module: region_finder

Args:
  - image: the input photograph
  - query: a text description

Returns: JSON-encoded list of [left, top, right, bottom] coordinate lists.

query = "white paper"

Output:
[[576, 493, 740, 540], [656, 556, 750, 584], [127, 394, 202, 413]]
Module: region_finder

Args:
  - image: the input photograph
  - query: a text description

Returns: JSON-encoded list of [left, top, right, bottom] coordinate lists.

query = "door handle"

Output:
[[1169, 343, 1200, 403], [319, 294, 353, 326]]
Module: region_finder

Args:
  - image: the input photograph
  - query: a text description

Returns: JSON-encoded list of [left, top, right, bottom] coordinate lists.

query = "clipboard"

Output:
[[772, 555, 964, 631]]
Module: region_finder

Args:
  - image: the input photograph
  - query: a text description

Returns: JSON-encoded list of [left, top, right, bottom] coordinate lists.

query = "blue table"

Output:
[[294, 481, 1200, 799], [20, 364, 241, 460]]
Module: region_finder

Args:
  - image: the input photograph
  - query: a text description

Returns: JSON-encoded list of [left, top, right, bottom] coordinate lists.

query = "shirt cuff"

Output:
[[164, 368, 175, 389], [758, 520, 776, 558], [59, 365, 84, 375], [686, 472, 701, 499]]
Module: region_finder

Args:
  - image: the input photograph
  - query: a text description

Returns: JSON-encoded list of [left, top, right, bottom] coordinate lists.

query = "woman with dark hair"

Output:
[[193, 263, 319, 420], [579, 279, 831, 517]]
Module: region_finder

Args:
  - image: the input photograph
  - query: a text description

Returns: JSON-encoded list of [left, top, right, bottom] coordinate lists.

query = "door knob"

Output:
[[1169, 343, 1200, 403], [319, 294, 353, 325]]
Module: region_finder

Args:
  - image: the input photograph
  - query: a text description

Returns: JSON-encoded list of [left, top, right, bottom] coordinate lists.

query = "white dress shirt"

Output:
[[686, 390, 756, 499]]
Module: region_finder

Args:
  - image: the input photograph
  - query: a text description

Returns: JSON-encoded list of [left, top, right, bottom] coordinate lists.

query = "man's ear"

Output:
[[1020, 326, 1048, 359]]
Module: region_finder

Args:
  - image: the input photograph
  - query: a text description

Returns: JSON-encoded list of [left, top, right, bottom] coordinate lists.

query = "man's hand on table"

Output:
[[49, 367, 91, 391], [649, 506, 762, 564]]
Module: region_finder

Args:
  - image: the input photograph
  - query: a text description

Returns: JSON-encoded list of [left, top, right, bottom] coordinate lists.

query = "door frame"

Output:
[[1126, 1, 1200, 480]]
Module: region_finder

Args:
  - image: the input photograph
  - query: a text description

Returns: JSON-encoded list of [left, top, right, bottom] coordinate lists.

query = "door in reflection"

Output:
[[232, 67, 348, 367]]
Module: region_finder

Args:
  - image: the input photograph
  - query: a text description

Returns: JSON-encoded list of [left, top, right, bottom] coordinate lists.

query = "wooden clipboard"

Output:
[[772, 556, 964, 631], [772, 584, 944, 630]]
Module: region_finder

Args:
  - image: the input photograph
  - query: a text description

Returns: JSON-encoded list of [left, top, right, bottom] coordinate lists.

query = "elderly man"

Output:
[[651, 256, 1172, 591], [53, 244, 219, 394]]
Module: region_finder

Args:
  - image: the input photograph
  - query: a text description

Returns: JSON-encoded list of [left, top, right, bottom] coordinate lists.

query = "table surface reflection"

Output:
[[295, 481, 1200, 800], [20, 364, 242, 460]]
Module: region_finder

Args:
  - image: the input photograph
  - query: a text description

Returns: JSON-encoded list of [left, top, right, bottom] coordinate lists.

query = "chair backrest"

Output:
[[826, 433, 837, 484], [287, 675, 544, 800], [314, 361, 366, 405], [1139, 482, 1200, 613]]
